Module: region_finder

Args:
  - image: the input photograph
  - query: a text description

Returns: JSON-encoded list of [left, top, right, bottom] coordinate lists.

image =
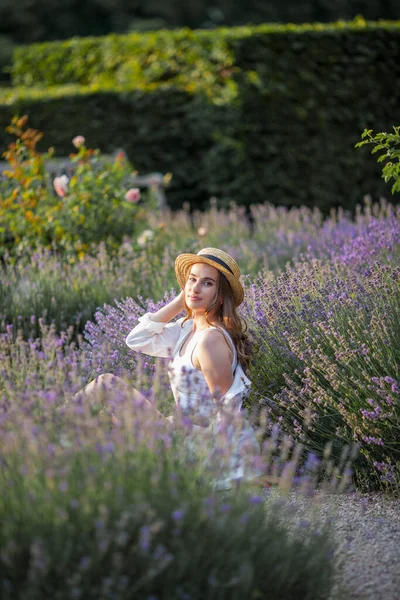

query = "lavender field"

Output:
[[2, 197, 398, 483], [1, 157, 399, 596]]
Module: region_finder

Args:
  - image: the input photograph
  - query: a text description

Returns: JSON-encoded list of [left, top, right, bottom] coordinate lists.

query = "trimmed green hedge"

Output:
[[1, 19, 400, 212], [9, 19, 400, 91], [10, 29, 236, 97]]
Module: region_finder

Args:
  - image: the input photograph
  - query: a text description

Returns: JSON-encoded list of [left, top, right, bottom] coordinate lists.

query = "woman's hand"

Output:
[[149, 290, 186, 324]]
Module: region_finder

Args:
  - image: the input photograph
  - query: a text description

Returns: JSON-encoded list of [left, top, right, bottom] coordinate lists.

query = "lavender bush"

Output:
[[0, 197, 396, 337], [1, 197, 398, 490], [83, 292, 179, 413], [0, 329, 341, 600], [243, 220, 400, 489], [0, 242, 178, 338], [80, 201, 400, 489], [0, 446, 338, 600], [1, 118, 398, 596]]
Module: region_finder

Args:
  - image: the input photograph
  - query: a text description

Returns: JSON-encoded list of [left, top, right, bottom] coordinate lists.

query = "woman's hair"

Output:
[[182, 271, 253, 372]]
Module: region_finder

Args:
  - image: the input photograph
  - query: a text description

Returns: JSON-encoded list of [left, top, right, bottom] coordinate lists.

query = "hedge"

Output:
[[6, 19, 399, 89], [1, 19, 400, 212], [2, 0, 400, 52]]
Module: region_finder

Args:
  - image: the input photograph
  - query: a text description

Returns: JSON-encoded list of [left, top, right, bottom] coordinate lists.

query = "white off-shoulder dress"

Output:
[[126, 313, 264, 489]]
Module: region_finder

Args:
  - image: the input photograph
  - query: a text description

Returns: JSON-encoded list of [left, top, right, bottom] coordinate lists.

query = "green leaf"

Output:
[[377, 154, 389, 163]]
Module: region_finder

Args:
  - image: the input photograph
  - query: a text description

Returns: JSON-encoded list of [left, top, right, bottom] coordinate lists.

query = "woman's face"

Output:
[[185, 262, 220, 313]]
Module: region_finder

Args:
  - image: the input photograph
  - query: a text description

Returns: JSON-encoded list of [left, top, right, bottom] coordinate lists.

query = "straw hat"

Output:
[[175, 247, 244, 307]]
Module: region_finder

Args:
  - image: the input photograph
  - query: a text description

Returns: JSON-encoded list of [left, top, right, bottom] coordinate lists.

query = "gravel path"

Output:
[[265, 489, 400, 600], [328, 492, 400, 599]]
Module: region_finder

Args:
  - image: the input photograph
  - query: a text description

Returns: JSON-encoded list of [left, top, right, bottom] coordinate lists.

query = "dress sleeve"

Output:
[[125, 313, 186, 358]]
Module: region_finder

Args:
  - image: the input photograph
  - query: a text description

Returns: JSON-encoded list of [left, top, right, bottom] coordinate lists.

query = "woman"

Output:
[[78, 248, 264, 488]]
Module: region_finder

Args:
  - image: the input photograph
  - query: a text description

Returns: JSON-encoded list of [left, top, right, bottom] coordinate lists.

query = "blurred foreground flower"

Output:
[[53, 175, 69, 198], [137, 229, 154, 247], [124, 188, 141, 203], [72, 135, 85, 148]]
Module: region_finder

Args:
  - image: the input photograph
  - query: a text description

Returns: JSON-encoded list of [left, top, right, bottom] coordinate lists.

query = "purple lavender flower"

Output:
[[172, 509, 185, 521]]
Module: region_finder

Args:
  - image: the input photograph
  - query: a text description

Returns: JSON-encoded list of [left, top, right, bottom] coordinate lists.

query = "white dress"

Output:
[[126, 313, 264, 489]]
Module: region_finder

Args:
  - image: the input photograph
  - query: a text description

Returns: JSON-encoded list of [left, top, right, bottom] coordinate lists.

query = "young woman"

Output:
[[77, 248, 264, 488]]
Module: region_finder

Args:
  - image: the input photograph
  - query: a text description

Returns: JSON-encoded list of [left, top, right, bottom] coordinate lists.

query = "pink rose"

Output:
[[72, 135, 85, 148], [53, 175, 69, 197], [124, 188, 141, 203]]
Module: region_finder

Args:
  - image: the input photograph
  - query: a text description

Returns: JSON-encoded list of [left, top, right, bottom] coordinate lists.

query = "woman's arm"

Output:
[[126, 292, 187, 357], [195, 330, 234, 401], [148, 291, 185, 323]]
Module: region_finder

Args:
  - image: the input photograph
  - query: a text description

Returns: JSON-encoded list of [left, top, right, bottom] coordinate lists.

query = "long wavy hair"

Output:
[[182, 270, 253, 372]]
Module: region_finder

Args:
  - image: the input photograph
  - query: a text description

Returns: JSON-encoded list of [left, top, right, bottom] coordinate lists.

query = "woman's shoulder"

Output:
[[198, 326, 234, 353], [195, 329, 235, 374], [208, 325, 234, 342]]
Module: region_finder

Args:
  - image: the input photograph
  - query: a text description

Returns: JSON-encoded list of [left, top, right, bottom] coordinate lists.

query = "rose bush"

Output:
[[0, 116, 154, 258]]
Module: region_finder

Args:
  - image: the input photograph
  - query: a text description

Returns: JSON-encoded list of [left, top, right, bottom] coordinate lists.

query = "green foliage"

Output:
[[0, 34, 15, 84], [8, 19, 398, 89], [356, 126, 400, 195], [1, 20, 400, 212], [10, 29, 238, 102], [1, 0, 399, 50], [0, 116, 153, 256]]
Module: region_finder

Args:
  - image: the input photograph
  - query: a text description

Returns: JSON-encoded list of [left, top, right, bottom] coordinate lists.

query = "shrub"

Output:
[[1, 0, 400, 51], [0, 34, 14, 84], [243, 215, 400, 490], [1, 192, 398, 490], [0, 439, 338, 600], [1, 20, 400, 211], [0, 197, 358, 337], [76, 200, 400, 490], [0, 115, 153, 256], [0, 324, 340, 600], [356, 125, 400, 195]]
